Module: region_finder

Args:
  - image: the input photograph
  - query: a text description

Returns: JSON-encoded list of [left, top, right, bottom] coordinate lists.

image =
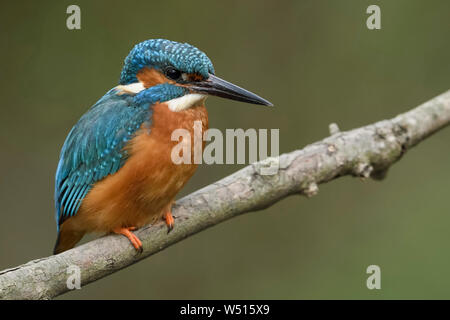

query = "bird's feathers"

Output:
[[54, 84, 188, 229], [54, 38, 215, 232], [54, 89, 151, 229], [119, 39, 215, 85]]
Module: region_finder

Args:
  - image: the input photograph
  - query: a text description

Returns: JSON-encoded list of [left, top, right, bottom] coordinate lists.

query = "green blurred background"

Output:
[[0, 0, 449, 299]]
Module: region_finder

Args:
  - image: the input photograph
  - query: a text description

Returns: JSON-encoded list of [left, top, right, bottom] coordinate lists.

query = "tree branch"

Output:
[[1, 90, 449, 299]]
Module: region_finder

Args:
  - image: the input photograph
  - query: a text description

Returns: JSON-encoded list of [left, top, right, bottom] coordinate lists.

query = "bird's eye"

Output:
[[165, 67, 182, 80]]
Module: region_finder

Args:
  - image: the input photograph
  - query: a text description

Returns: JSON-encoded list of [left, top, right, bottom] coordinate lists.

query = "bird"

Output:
[[53, 39, 273, 254]]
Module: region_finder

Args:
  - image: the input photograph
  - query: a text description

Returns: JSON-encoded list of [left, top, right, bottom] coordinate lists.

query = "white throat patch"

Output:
[[167, 94, 207, 112], [115, 82, 145, 95], [115, 82, 206, 111]]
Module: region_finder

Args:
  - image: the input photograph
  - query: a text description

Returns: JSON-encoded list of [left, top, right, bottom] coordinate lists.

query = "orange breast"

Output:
[[66, 103, 208, 234]]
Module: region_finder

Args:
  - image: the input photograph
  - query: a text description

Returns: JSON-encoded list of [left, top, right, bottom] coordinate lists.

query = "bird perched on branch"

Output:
[[53, 39, 272, 254]]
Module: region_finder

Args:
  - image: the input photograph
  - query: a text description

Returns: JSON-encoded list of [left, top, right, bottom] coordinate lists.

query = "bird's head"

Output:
[[117, 39, 272, 110]]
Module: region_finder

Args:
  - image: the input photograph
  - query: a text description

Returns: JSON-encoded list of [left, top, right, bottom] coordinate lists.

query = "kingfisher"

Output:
[[53, 39, 272, 254]]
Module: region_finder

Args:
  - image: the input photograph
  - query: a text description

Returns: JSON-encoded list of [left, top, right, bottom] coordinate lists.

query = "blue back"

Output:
[[54, 84, 187, 229]]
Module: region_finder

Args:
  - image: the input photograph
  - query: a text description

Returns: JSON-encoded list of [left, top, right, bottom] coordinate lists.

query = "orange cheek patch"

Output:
[[136, 68, 205, 89], [185, 73, 204, 82], [137, 67, 176, 88]]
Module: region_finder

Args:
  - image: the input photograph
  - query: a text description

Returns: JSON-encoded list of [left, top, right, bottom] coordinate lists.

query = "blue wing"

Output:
[[54, 89, 152, 229]]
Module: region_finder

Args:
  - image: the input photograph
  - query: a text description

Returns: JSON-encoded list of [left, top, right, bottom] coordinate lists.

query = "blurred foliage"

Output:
[[0, 0, 449, 299]]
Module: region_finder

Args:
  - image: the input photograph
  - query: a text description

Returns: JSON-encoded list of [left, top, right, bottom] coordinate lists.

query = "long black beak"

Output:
[[189, 74, 273, 106]]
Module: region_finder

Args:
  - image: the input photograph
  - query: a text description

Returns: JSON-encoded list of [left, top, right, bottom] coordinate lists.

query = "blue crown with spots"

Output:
[[119, 39, 215, 85]]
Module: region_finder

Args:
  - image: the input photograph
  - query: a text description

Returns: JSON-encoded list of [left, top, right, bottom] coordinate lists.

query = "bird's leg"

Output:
[[165, 212, 174, 233], [113, 226, 143, 253], [163, 202, 175, 233]]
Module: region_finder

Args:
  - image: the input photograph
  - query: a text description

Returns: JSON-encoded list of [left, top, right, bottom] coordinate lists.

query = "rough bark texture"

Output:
[[1, 90, 449, 300]]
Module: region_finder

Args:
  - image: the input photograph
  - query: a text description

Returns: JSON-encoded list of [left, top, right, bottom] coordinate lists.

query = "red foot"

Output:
[[165, 211, 174, 233], [113, 227, 143, 253]]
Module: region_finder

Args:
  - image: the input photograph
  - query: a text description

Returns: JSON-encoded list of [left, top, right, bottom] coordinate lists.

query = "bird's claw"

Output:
[[165, 212, 175, 234], [113, 226, 143, 253]]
